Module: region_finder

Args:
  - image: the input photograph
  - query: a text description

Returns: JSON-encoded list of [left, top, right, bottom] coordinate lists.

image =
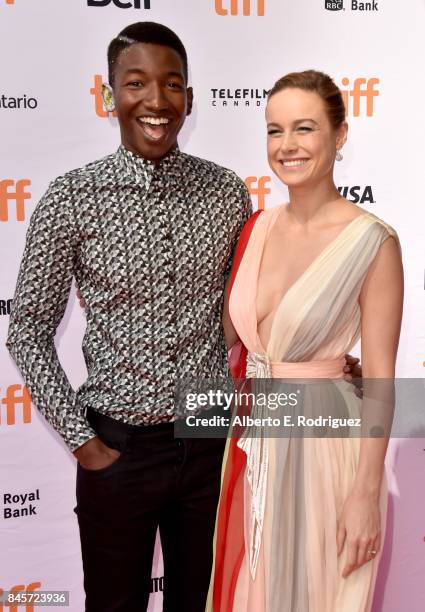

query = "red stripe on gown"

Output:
[[213, 436, 246, 610], [213, 210, 262, 610]]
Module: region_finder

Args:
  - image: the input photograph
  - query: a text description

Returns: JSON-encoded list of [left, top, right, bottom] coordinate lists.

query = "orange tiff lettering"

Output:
[[90, 74, 117, 118], [340, 77, 379, 117], [215, 0, 265, 16], [0, 180, 31, 222], [0, 582, 41, 612], [245, 176, 271, 210], [0, 385, 32, 425]]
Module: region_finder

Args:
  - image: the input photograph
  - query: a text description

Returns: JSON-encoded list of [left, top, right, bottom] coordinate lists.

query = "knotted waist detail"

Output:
[[246, 352, 345, 379], [241, 351, 346, 580]]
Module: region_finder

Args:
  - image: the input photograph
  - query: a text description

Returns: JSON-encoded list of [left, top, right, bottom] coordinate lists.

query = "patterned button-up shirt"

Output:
[[7, 145, 252, 451]]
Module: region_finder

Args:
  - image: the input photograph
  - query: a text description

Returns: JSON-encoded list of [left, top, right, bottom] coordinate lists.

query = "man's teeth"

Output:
[[282, 159, 308, 167], [138, 117, 170, 125]]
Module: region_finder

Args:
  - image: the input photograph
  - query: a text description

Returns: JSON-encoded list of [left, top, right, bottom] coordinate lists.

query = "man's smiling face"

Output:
[[112, 42, 193, 162]]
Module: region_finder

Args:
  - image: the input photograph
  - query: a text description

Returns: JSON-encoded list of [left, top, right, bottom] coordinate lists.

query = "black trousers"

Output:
[[75, 409, 226, 612]]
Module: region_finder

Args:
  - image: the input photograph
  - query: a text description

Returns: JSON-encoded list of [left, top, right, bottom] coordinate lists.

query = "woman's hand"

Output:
[[336, 488, 381, 578]]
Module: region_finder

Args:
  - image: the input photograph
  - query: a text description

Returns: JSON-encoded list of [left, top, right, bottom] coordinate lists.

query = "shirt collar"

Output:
[[116, 144, 181, 187]]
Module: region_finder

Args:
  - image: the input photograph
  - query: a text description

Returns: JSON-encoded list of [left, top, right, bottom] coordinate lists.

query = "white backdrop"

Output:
[[1, 0, 424, 610]]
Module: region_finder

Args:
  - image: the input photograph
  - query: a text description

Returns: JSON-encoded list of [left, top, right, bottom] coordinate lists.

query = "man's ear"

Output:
[[102, 83, 115, 112], [186, 87, 194, 116]]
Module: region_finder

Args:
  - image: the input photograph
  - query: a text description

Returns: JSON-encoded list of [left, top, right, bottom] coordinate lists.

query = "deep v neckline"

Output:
[[255, 207, 371, 354]]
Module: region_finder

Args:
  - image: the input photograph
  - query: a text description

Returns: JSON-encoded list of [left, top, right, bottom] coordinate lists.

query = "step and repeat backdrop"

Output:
[[0, 0, 424, 610]]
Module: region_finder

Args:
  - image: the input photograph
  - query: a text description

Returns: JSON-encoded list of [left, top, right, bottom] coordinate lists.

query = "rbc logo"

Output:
[[325, 1, 344, 9], [215, 0, 265, 16], [0, 180, 31, 222], [245, 176, 271, 210], [87, 0, 151, 7]]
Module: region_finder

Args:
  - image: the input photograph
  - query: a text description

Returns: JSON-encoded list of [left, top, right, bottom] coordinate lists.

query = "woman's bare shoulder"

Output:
[[336, 199, 368, 223]]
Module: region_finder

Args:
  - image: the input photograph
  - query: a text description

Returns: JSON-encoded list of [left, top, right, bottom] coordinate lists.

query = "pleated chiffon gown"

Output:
[[207, 206, 398, 612]]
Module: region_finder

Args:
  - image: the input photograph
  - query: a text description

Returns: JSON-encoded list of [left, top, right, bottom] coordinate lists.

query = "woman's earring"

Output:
[[102, 84, 115, 112], [336, 149, 343, 162]]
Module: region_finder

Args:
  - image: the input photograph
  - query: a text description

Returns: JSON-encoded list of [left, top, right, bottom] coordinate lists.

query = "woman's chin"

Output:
[[278, 174, 310, 189]]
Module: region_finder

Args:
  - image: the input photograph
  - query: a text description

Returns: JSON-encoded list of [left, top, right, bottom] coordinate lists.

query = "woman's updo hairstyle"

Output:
[[268, 70, 346, 129]]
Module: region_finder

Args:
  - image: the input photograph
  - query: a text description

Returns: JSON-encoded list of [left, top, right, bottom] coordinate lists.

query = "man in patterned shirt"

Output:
[[7, 22, 251, 612]]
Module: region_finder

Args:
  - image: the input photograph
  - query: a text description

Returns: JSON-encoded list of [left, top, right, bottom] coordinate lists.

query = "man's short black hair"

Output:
[[108, 22, 188, 88]]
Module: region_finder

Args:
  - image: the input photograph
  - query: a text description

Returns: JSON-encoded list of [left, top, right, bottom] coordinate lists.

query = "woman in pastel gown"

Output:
[[206, 70, 403, 612]]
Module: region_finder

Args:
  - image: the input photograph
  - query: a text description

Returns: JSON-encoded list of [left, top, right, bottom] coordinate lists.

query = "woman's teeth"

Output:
[[282, 159, 308, 167]]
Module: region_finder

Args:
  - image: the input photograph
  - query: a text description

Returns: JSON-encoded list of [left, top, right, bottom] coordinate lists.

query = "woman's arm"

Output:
[[355, 234, 403, 492], [337, 234, 403, 578]]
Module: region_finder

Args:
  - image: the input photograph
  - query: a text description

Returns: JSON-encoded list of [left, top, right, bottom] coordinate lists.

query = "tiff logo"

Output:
[[5, 0, 15, 4], [245, 176, 271, 210], [0, 180, 31, 222], [215, 0, 265, 16], [0, 385, 32, 426], [340, 78, 379, 117], [90, 75, 117, 118], [0, 583, 41, 612], [88, 0, 151, 7]]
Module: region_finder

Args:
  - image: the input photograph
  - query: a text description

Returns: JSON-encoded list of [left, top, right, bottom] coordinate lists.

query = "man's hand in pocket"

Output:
[[73, 437, 120, 470]]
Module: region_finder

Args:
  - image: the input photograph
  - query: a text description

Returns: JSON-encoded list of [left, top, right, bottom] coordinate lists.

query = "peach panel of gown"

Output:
[[207, 206, 397, 612]]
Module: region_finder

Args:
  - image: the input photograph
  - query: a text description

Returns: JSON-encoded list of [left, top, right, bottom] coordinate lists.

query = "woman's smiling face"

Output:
[[266, 87, 347, 189]]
